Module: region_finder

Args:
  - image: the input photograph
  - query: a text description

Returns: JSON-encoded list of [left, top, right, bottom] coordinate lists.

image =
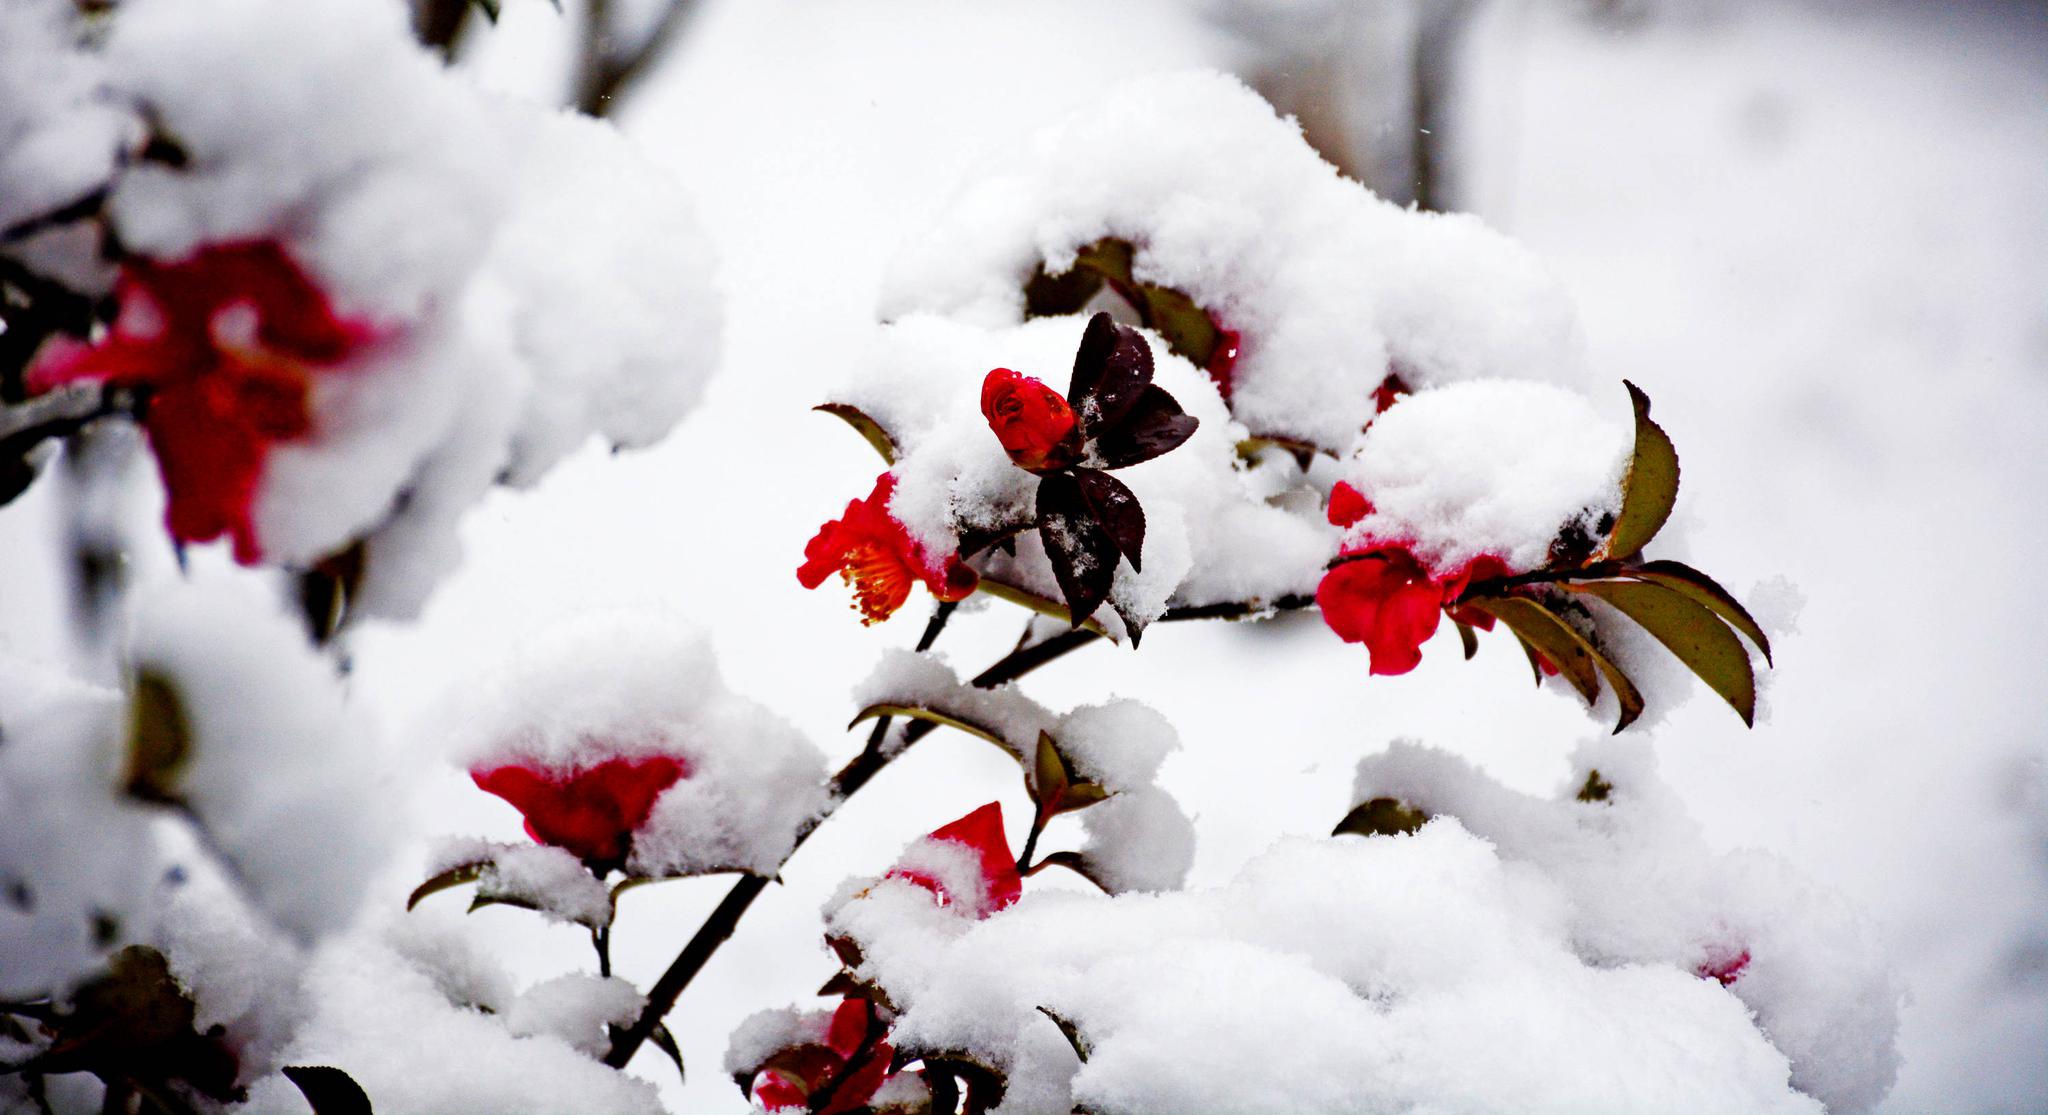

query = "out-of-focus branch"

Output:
[[412, 0, 476, 58], [573, 0, 701, 118]]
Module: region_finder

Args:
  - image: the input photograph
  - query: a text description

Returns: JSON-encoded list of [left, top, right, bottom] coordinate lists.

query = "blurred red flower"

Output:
[[28, 240, 377, 564], [470, 754, 687, 870]]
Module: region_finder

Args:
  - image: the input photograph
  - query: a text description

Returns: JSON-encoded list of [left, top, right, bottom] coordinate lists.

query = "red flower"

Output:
[[1326, 480, 1374, 529], [1318, 549, 1448, 677], [751, 998, 897, 1114], [1320, 482, 1512, 676], [27, 240, 377, 564], [1370, 372, 1410, 417], [980, 368, 1078, 472], [470, 754, 687, 870], [887, 801, 1023, 918], [798, 473, 978, 624], [1697, 946, 1751, 987]]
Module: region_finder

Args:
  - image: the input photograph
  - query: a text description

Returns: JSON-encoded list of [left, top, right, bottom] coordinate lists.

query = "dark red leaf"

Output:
[[1094, 384, 1198, 469], [1036, 470, 1118, 629], [283, 1066, 375, 1115], [1071, 467, 1145, 572], [1068, 312, 1154, 437]]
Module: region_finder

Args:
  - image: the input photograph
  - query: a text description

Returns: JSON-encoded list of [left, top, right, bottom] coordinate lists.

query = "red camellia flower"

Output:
[[980, 368, 1078, 471], [751, 997, 896, 1114], [798, 473, 979, 624], [27, 240, 378, 564], [1320, 481, 1512, 676], [470, 754, 687, 870], [1318, 549, 1449, 677], [887, 801, 1023, 918], [1697, 946, 1752, 987]]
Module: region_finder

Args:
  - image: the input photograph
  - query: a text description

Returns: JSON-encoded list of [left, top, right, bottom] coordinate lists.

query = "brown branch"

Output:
[[601, 589, 1316, 1069]]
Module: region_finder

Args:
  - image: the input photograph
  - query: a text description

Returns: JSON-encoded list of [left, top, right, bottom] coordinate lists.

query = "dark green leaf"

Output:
[[812, 403, 897, 464], [847, 703, 1016, 757], [1026, 851, 1109, 892], [1462, 595, 1646, 732], [1029, 238, 1224, 368], [1510, 629, 1548, 685], [1457, 597, 1601, 706], [1022, 258, 1105, 317], [1235, 435, 1321, 472], [971, 576, 1116, 639], [1454, 619, 1479, 661], [1036, 1006, 1090, 1063], [1031, 731, 1069, 808], [123, 671, 191, 806], [1332, 797, 1428, 838], [1564, 579, 1756, 726], [282, 1066, 373, 1115], [1599, 381, 1680, 561], [1071, 468, 1144, 572], [29, 947, 241, 1102], [406, 863, 485, 912], [1036, 471, 1118, 628], [1576, 770, 1614, 803], [1135, 280, 1224, 371], [1629, 559, 1772, 665]]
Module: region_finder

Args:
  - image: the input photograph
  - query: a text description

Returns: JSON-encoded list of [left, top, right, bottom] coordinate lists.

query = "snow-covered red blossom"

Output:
[[750, 998, 900, 1114], [27, 240, 378, 564], [981, 368, 1078, 471], [798, 472, 978, 624], [471, 755, 688, 871], [1698, 946, 1752, 988], [886, 801, 1023, 918], [1316, 481, 1509, 675]]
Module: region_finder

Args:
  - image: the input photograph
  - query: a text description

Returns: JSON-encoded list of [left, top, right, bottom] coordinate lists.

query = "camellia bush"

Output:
[[0, 2, 1900, 1114]]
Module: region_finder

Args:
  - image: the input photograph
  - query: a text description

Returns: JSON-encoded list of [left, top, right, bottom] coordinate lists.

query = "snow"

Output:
[[238, 925, 667, 1115], [0, 0, 128, 236], [1341, 379, 1629, 574], [880, 70, 1589, 452], [0, 0, 2041, 1113], [854, 651, 1196, 894], [130, 575, 394, 940], [441, 610, 832, 877], [506, 973, 647, 1058], [427, 838, 616, 928], [827, 822, 1825, 1115], [0, 652, 156, 999], [1353, 738, 1899, 1111], [10, 0, 724, 620]]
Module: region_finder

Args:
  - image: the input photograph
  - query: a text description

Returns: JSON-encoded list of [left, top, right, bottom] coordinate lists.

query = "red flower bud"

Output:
[[798, 473, 978, 624], [470, 754, 687, 870], [981, 368, 1077, 472], [28, 240, 377, 564]]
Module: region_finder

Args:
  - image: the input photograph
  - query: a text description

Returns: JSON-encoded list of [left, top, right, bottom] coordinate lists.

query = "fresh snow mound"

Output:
[[442, 611, 832, 877]]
